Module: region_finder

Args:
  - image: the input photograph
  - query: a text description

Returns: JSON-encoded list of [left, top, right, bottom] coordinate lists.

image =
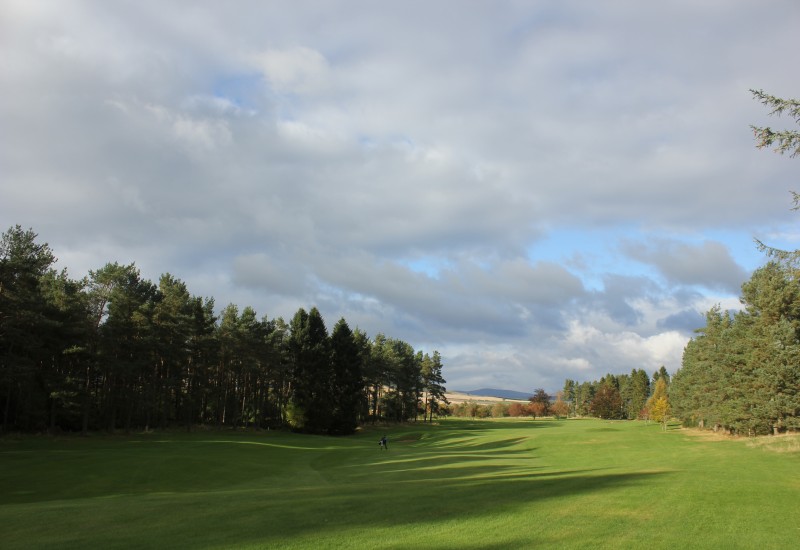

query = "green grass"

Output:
[[1, 419, 798, 549]]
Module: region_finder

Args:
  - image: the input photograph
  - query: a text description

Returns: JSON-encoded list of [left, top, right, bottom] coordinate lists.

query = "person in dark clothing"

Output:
[[379, 435, 388, 450]]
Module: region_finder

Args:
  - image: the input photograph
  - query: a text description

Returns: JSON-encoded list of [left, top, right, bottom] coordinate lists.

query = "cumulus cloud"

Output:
[[2, 0, 799, 391]]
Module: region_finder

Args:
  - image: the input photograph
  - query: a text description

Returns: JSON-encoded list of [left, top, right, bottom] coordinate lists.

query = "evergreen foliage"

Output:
[[561, 370, 654, 421], [750, 89, 800, 158], [329, 318, 363, 434], [0, 226, 446, 434], [671, 262, 800, 435], [420, 350, 448, 422]]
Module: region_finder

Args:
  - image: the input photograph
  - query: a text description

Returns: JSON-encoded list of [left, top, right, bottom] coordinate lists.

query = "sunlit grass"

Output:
[[1, 419, 798, 548], [745, 432, 800, 453]]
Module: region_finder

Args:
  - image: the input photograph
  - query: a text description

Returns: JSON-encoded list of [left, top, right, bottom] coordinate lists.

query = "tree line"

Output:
[[560, 367, 669, 422], [558, 255, 800, 436], [552, 255, 800, 436], [449, 388, 567, 419], [0, 226, 447, 435], [670, 261, 800, 435]]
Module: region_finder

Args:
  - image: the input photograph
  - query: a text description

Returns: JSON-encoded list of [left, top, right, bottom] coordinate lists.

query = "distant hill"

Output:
[[458, 388, 533, 401]]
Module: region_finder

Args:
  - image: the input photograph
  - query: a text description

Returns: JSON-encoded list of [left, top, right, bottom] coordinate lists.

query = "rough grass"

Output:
[[1, 419, 798, 549], [745, 432, 800, 453]]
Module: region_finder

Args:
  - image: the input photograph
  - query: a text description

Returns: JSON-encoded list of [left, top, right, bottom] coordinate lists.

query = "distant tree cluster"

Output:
[[450, 400, 518, 418], [561, 368, 664, 420], [0, 226, 447, 435], [449, 388, 570, 419]]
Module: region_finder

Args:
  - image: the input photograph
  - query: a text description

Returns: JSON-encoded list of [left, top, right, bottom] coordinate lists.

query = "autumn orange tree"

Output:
[[508, 402, 527, 417], [550, 392, 570, 418], [528, 388, 551, 418]]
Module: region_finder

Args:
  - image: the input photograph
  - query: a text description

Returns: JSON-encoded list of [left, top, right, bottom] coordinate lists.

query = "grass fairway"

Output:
[[1, 419, 798, 549]]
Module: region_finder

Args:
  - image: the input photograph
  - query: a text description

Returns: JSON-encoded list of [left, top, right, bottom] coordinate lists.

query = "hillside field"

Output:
[[1, 419, 798, 549], [445, 390, 529, 405]]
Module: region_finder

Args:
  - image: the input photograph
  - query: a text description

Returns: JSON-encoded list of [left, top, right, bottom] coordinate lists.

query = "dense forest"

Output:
[[0, 226, 447, 435], [670, 261, 800, 435]]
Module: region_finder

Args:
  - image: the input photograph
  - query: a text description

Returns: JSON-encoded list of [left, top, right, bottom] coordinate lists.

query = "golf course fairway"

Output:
[[1, 418, 798, 549]]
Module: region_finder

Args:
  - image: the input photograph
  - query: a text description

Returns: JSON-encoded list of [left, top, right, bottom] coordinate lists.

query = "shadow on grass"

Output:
[[0, 422, 678, 549], [191, 468, 674, 549], [434, 419, 560, 431], [362, 418, 556, 449], [18, 467, 672, 550], [0, 421, 556, 508]]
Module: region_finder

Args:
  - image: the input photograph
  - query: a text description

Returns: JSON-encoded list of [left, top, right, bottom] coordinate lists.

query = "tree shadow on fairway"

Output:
[[374, 439, 535, 466], [337, 434, 537, 474], [1, 424, 678, 549], [437, 419, 560, 431], [369, 419, 555, 451], [224, 468, 674, 549]]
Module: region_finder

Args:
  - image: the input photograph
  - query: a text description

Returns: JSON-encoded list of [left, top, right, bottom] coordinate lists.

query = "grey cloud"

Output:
[[621, 239, 749, 293], [2, 0, 798, 392], [585, 275, 655, 327], [657, 309, 706, 335], [317, 255, 532, 340], [232, 253, 310, 297]]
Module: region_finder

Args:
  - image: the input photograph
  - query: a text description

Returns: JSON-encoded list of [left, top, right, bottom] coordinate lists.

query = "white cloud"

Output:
[[253, 47, 332, 95], [2, 0, 799, 392]]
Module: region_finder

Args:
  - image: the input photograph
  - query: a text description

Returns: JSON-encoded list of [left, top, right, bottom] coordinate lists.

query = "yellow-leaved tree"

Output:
[[647, 378, 671, 431]]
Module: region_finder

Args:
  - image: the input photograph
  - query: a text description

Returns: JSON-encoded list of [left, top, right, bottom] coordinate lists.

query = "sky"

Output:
[[2, 1, 800, 394]]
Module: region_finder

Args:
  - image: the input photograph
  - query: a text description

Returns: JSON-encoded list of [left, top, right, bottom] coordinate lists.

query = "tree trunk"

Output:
[[241, 379, 248, 429], [3, 384, 11, 433], [49, 395, 57, 433], [81, 365, 91, 435], [371, 384, 379, 421]]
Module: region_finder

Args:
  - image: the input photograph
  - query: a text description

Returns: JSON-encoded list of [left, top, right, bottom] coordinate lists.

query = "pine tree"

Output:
[[421, 351, 448, 422], [329, 318, 363, 435], [0, 226, 58, 432], [287, 307, 331, 433]]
